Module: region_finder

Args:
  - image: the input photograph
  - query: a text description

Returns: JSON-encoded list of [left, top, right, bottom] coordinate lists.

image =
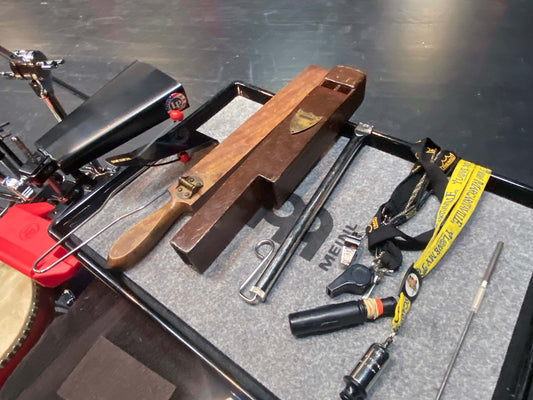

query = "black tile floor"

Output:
[[0, 0, 532, 186]]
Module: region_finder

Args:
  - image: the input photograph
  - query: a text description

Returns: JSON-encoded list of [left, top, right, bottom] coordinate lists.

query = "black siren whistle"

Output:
[[288, 297, 397, 337]]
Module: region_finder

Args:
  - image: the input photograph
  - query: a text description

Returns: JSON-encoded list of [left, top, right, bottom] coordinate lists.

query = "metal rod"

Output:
[[0, 149, 20, 176], [52, 76, 90, 101], [0, 191, 19, 202], [0, 45, 14, 60], [239, 239, 275, 303], [242, 122, 372, 304], [0, 137, 22, 166], [10, 136, 37, 163], [435, 241, 504, 400], [42, 92, 67, 121]]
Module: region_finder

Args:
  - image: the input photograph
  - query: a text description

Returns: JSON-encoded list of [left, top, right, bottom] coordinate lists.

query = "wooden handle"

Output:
[[107, 198, 189, 269]]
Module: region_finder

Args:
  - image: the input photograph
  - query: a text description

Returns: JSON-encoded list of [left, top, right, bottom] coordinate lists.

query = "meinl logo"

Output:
[[248, 193, 333, 261], [19, 223, 40, 240], [248, 193, 358, 271]]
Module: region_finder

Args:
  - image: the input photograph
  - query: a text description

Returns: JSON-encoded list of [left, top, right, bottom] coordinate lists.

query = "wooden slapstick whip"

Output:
[[107, 65, 329, 269], [171, 66, 367, 272]]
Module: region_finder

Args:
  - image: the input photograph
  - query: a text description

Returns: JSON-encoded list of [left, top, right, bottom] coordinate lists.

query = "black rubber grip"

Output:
[[289, 300, 368, 337]]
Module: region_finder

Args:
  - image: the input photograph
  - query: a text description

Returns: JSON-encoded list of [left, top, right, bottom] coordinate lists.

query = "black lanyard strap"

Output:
[[366, 138, 459, 271]]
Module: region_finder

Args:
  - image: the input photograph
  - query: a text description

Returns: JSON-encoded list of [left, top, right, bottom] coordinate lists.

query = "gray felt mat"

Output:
[[75, 97, 532, 400]]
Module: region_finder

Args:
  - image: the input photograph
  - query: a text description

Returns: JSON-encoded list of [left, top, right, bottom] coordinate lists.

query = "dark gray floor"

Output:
[[0, 0, 532, 186]]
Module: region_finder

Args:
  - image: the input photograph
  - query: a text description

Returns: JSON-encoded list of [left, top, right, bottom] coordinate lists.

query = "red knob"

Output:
[[169, 109, 184, 121], [178, 152, 190, 163]]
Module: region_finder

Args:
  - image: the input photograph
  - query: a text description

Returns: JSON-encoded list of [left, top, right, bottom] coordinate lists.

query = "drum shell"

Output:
[[0, 263, 54, 388]]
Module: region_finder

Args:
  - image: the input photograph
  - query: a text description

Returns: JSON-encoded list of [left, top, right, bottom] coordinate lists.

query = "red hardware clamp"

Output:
[[0, 202, 80, 287]]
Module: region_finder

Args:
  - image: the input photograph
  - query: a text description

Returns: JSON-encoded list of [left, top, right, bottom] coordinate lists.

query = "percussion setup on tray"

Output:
[[0, 43, 531, 400]]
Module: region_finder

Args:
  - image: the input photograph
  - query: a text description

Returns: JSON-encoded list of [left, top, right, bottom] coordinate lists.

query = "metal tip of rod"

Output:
[[0, 45, 14, 60], [483, 241, 504, 282], [435, 241, 504, 400]]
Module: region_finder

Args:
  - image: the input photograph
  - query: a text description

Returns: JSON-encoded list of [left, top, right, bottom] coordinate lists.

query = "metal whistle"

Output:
[[340, 232, 365, 266]]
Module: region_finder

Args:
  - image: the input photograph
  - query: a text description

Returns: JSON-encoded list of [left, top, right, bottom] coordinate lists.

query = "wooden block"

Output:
[[171, 66, 367, 272], [107, 65, 329, 269]]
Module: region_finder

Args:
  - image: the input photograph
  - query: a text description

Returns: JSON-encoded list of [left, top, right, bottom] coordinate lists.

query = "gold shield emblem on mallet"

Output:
[[290, 109, 323, 134]]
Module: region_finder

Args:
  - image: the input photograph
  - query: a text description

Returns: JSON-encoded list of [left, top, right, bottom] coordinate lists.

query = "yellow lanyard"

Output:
[[392, 160, 492, 332]]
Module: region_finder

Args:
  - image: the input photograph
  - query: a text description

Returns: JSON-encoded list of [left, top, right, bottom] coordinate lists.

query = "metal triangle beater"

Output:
[[33, 176, 167, 273]]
